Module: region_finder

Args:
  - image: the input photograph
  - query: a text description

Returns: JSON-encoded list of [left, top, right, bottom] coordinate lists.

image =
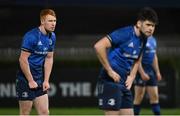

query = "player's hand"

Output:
[[107, 70, 121, 83], [141, 73, 150, 81], [28, 80, 38, 89], [43, 81, 50, 91], [125, 75, 134, 90], [156, 72, 162, 81]]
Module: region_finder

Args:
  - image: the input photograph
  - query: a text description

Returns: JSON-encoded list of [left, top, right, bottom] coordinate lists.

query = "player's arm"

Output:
[[152, 53, 162, 81], [43, 51, 54, 91], [94, 36, 120, 82], [125, 56, 142, 90], [138, 62, 150, 81], [19, 51, 38, 88]]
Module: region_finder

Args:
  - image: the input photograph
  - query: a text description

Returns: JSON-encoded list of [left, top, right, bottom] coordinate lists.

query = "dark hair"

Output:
[[137, 7, 158, 25]]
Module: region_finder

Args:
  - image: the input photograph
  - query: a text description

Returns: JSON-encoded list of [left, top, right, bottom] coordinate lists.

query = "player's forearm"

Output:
[[153, 54, 160, 74], [130, 59, 141, 80], [19, 58, 34, 82], [44, 56, 53, 82], [138, 62, 146, 76]]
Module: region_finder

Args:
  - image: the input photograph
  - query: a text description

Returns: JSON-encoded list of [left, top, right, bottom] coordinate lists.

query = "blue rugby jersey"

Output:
[[142, 36, 157, 65], [17, 27, 56, 84], [100, 26, 146, 82]]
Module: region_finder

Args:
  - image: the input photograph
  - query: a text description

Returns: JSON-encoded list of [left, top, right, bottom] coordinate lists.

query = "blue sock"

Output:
[[151, 103, 161, 115], [134, 104, 141, 115]]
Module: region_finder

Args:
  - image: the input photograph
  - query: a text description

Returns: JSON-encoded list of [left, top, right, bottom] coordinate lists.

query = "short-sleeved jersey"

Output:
[[142, 36, 157, 65], [17, 27, 56, 85], [99, 26, 146, 83]]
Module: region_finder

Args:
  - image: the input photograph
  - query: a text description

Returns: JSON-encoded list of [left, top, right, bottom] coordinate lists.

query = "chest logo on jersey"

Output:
[[49, 39, 52, 45], [122, 41, 139, 59], [128, 42, 134, 48], [38, 41, 43, 46], [146, 42, 150, 47]]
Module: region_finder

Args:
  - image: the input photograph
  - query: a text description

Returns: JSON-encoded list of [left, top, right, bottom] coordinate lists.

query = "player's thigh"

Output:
[[134, 86, 146, 103], [134, 86, 146, 97], [19, 100, 33, 113], [146, 86, 159, 102], [34, 94, 49, 114]]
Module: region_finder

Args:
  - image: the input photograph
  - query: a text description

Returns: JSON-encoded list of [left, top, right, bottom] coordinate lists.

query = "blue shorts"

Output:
[[16, 78, 47, 101], [97, 79, 133, 110], [134, 65, 157, 86]]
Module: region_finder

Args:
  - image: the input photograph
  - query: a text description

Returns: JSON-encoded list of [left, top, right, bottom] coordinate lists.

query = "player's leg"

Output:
[[104, 109, 133, 115], [19, 100, 33, 115], [104, 110, 120, 115], [133, 72, 146, 115], [133, 85, 146, 115], [34, 94, 49, 115], [147, 86, 160, 115], [133, 86, 146, 104], [146, 86, 159, 103], [146, 67, 161, 115], [119, 108, 134, 115]]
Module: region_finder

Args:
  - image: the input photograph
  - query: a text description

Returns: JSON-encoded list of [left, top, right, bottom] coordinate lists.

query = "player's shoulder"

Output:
[[148, 36, 156, 42], [115, 25, 133, 33], [51, 32, 56, 38], [24, 27, 39, 38], [49, 32, 56, 42], [110, 25, 133, 39], [147, 36, 157, 47]]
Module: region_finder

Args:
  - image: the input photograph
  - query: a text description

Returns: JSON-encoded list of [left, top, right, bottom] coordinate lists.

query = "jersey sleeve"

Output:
[[21, 34, 36, 53], [48, 33, 56, 52], [150, 36, 157, 52], [107, 28, 129, 46], [153, 37, 157, 50]]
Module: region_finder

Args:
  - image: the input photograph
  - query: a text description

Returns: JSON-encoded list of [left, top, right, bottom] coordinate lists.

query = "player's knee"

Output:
[[150, 94, 159, 103], [134, 99, 142, 104], [139, 93, 144, 100], [20, 108, 31, 115], [134, 94, 144, 104], [38, 109, 49, 115]]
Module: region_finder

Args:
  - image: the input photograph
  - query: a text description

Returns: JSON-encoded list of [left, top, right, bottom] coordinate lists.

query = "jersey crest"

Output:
[[38, 40, 43, 46], [128, 42, 134, 48]]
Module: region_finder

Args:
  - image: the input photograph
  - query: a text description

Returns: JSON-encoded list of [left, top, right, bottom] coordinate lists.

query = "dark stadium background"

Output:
[[0, 0, 180, 110]]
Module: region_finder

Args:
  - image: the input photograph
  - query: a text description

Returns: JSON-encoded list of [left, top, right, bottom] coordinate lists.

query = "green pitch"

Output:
[[0, 107, 179, 115]]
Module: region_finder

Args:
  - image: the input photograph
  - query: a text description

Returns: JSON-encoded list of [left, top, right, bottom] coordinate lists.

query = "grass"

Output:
[[0, 107, 180, 115]]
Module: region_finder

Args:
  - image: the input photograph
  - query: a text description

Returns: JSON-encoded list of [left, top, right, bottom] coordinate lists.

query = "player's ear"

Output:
[[40, 18, 45, 25], [136, 20, 142, 28], [41, 20, 44, 25]]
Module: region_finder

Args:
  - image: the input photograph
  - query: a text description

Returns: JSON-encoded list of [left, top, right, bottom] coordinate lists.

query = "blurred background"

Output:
[[0, 0, 180, 111]]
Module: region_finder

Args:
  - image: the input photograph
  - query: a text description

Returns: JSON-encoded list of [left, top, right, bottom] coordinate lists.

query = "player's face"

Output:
[[42, 14, 57, 32], [139, 20, 155, 37]]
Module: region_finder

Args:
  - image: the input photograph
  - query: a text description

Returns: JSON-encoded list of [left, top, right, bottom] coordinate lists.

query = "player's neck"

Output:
[[134, 25, 141, 37], [39, 26, 48, 35], [134, 25, 147, 39]]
